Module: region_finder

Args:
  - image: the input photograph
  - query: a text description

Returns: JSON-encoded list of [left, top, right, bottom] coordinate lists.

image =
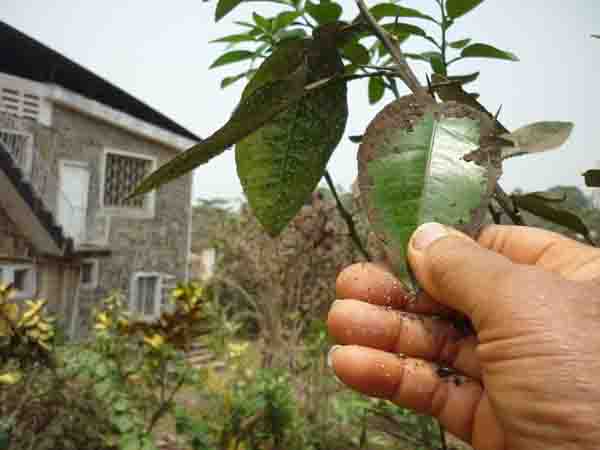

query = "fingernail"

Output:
[[412, 222, 448, 250], [327, 345, 343, 369]]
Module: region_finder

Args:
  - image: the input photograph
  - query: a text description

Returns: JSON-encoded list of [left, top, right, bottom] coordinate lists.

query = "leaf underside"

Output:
[[359, 97, 497, 284], [501, 121, 574, 159]]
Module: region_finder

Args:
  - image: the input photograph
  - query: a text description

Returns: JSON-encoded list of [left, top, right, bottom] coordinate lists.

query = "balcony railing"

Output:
[[0, 113, 83, 245]]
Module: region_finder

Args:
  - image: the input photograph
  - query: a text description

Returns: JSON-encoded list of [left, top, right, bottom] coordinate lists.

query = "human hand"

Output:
[[327, 224, 600, 450]]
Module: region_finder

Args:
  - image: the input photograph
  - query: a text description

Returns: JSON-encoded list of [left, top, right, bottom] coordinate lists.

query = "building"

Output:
[[0, 21, 199, 337]]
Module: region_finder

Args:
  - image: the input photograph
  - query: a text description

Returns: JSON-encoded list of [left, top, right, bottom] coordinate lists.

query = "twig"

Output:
[[488, 204, 502, 224], [494, 184, 526, 226], [354, 0, 432, 104], [324, 171, 371, 261], [439, 421, 448, 450]]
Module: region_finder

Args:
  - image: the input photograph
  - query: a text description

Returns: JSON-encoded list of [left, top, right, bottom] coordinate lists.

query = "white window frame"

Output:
[[0, 264, 36, 300], [99, 148, 157, 219], [80, 259, 99, 290], [129, 272, 162, 320]]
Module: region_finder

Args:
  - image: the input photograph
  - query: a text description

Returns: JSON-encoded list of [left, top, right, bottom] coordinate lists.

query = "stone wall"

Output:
[[33, 106, 192, 333]]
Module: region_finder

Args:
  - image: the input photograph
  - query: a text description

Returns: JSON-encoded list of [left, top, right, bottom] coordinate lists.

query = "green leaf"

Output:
[[460, 43, 519, 61], [369, 4, 437, 22], [583, 169, 600, 187], [236, 34, 348, 235], [274, 11, 302, 31], [368, 76, 385, 104], [500, 121, 574, 159], [305, 1, 342, 25], [430, 55, 446, 75], [275, 28, 308, 43], [512, 193, 595, 243], [405, 51, 442, 62], [446, 0, 485, 19], [132, 41, 310, 198], [221, 70, 256, 89], [215, 0, 245, 21], [209, 50, 256, 68], [341, 41, 370, 66], [358, 101, 496, 284], [253, 12, 271, 31], [210, 32, 257, 44], [383, 22, 427, 38], [449, 38, 471, 49], [447, 71, 480, 85]]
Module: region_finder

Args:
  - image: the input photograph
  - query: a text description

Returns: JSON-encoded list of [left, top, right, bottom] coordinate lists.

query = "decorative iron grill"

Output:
[[103, 153, 151, 208]]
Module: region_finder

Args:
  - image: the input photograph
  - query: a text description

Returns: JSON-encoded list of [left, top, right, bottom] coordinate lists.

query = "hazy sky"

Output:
[[2, 1, 599, 203]]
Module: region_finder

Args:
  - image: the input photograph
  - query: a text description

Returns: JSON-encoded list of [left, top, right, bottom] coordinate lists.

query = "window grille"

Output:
[[103, 152, 151, 208]]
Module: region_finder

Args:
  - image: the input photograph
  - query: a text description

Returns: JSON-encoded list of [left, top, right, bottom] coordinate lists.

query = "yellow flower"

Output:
[[143, 333, 165, 350], [0, 372, 21, 384]]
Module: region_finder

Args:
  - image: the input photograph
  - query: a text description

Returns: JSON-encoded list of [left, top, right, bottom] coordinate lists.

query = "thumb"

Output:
[[407, 222, 550, 329]]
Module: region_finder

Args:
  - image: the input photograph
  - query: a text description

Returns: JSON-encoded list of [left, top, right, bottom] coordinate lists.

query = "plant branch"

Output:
[[354, 0, 432, 103], [324, 171, 371, 261], [494, 184, 526, 226]]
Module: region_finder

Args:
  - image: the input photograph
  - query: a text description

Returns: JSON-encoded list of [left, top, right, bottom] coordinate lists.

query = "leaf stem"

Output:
[[323, 171, 371, 261], [354, 0, 432, 104], [494, 184, 526, 226]]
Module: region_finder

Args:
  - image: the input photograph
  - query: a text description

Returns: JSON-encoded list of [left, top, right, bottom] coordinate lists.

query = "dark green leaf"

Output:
[[583, 169, 600, 187], [460, 43, 519, 61], [215, 0, 245, 21], [358, 101, 496, 284], [368, 76, 385, 104], [449, 38, 471, 49], [341, 41, 370, 66], [132, 41, 310, 198], [513, 194, 594, 243], [349, 135, 363, 143], [369, 4, 437, 22], [446, 0, 485, 19], [405, 51, 441, 62], [236, 36, 348, 235], [305, 0, 342, 25], [275, 28, 308, 43], [210, 32, 257, 44], [593, 34, 600, 39], [209, 50, 255, 68], [500, 121, 574, 159]]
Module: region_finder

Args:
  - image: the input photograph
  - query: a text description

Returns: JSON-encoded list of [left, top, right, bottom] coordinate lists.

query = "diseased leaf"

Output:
[[368, 76, 385, 104], [460, 43, 519, 61], [209, 50, 256, 68], [446, 0, 485, 19], [132, 41, 310, 197], [447, 71, 480, 85], [584, 169, 600, 187], [236, 25, 348, 235], [358, 97, 497, 285], [449, 38, 471, 49], [513, 193, 595, 244], [369, 4, 437, 22], [501, 121, 574, 159]]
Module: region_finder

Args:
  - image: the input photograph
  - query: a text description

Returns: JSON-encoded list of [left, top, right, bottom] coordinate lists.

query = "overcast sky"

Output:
[[2, 1, 599, 203]]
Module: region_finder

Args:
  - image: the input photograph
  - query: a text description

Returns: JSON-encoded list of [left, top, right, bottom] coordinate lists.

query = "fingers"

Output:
[[478, 225, 600, 281], [336, 263, 451, 315], [329, 345, 503, 447], [328, 299, 480, 378], [407, 223, 562, 329]]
